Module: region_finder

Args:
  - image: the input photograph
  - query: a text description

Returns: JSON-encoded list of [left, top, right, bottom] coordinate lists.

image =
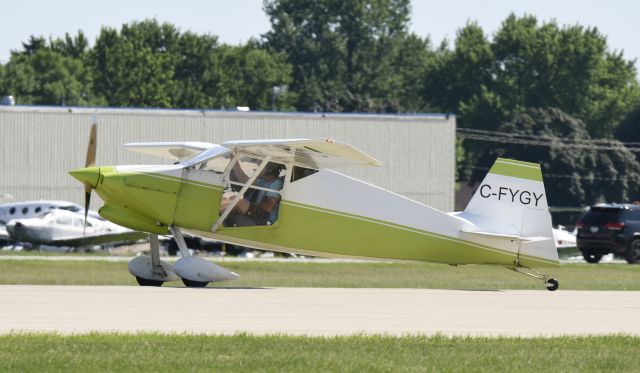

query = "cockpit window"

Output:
[[198, 153, 232, 173], [219, 157, 286, 227], [291, 166, 318, 182]]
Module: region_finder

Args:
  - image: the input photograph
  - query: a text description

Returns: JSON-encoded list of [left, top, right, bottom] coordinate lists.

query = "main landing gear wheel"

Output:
[[182, 278, 209, 288], [136, 276, 164, 287], [545, 278, 559, 291], [129, 235, 180, 287]]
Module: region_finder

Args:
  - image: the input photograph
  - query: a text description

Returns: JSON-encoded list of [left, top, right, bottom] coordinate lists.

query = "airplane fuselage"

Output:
[[87, 164, 557, 268]]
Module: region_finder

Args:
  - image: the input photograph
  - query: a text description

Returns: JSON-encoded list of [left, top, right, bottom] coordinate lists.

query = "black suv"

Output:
[[576, 204, 640, 264]]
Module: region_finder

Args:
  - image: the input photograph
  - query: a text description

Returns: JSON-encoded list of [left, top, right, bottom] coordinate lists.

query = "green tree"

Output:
[[90, 20, 177, 108], [424, 22, 494, 118], [468, 108, 640, 207], [213, 42, 294, 110], [429, 15, 639, 136], [170, 31, 221, 108], [0, 63, 5, 94], [263, 0, 434, 112], [490, 15, 639, 137], [90, 19, 293, 110], [20, 36, 47, 55], [433, 15, 640, 186], [50, 31, 89, 59], [2, 33, 102, 106], [615, 103, 640, 165]]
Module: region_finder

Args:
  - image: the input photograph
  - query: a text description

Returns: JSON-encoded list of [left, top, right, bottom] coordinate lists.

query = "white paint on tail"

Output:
[[457, 159, 559, 264]]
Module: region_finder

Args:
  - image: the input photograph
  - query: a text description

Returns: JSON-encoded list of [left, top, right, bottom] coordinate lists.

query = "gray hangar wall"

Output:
[[0, 106, 456, 211]]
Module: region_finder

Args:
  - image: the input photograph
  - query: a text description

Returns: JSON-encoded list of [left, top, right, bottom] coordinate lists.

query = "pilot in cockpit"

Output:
[[221, 161, 284, 226]]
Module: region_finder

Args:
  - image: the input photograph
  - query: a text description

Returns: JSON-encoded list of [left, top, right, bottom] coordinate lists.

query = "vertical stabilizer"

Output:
[[461, 158, 558, 265]]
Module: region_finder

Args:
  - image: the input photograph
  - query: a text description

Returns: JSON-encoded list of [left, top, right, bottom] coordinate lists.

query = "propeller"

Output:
[[83, 123, 97, 234]]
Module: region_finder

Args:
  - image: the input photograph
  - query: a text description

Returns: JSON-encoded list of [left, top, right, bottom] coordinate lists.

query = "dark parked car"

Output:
[[576, 204, 640, 264]]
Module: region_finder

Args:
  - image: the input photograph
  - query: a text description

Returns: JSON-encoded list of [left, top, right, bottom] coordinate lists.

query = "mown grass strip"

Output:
[[0, 333, 637, 373], [0, 259, 639, 290]]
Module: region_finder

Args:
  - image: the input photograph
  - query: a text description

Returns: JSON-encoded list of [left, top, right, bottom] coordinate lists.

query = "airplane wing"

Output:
[[124, 142, 217, 161], [48, 231, 148, 247], [222, 138, 382, 169]]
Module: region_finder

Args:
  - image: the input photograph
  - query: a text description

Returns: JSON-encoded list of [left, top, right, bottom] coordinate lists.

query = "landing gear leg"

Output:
[[169, 226, 191, 258], [170, 226, 210, 288], [511, 266, 559, 291], [149, 233, 165, 281], [128, 233, 179, 286]]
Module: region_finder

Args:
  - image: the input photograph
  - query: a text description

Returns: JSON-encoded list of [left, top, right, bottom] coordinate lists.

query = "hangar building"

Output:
[[0, 106, 456, 212]]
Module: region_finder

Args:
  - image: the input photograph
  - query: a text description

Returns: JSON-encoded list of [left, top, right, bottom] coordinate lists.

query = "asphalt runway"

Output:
[[1, 286, 639, 337]]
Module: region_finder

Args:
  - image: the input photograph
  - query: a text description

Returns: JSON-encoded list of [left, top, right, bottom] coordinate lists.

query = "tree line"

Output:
[[1, 0, 639, 208]]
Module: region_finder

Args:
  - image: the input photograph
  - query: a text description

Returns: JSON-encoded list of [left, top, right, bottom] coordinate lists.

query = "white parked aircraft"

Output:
[[5, 208, 145, 248], [552, 225, 577, 250], [0, 200, 100, 226], [0, 200, 96, 244]]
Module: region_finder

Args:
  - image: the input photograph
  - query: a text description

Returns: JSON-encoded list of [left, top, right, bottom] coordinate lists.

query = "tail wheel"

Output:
[[545, 278, 559, 291], [625, 240, 640, 264], [136, 277, 164, 287]]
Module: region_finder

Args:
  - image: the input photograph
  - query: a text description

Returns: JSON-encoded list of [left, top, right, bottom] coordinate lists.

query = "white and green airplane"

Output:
[[70, 125, 560, 290]]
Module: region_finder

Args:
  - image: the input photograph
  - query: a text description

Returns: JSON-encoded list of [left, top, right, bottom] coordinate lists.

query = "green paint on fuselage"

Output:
[[217, 201, 556, 268]]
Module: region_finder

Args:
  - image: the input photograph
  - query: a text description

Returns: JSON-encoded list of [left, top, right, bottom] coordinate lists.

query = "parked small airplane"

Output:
[[0, 200, 101, 246], [552, 225, 578, 258], [6, 208, 146, 249], [0, 200, 100, 225], [70, 125, 560, 290], [552, 225, 577, 249]]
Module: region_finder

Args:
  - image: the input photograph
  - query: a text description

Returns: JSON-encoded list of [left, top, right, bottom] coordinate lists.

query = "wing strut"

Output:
[[149, 233, 166, 277], [169, 226, 191, 258]]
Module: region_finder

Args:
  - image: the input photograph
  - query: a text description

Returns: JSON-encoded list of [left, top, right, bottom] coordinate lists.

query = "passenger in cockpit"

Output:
[[222, 161, 284, 226]]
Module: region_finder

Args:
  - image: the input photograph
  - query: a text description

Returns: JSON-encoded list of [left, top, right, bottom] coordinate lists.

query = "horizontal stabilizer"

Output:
[[460, 229, 550, 243], [124, 142, 217, 161]]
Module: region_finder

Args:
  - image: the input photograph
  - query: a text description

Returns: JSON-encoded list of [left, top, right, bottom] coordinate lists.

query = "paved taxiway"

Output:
[[1, 286, 639, 336]]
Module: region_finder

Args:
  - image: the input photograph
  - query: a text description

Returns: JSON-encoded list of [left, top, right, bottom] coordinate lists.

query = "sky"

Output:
[[0, 0, 638, 66]]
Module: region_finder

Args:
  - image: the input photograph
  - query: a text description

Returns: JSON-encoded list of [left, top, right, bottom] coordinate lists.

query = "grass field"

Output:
[[0, 333, 638, 372], [2, 259, 638, 372], [0, 258, 639, 290]]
